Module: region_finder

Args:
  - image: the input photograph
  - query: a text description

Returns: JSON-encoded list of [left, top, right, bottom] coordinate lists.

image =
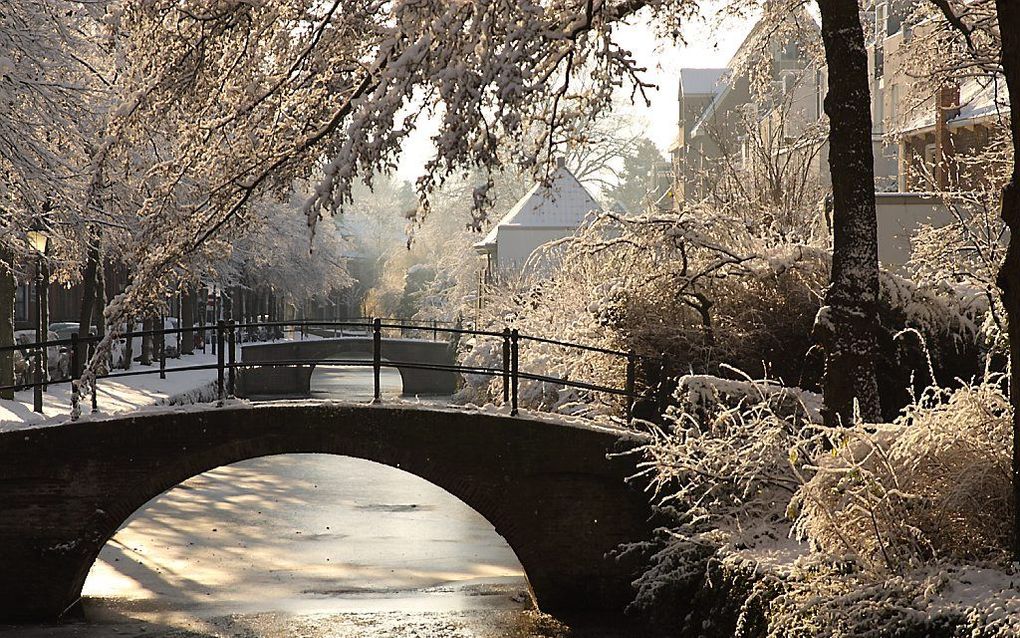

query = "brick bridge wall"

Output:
[[0, 404, 655, 622], [239, 338, 459, 396]]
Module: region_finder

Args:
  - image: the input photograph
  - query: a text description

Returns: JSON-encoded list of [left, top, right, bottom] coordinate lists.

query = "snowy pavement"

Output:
[[0, 336, 323, 431]]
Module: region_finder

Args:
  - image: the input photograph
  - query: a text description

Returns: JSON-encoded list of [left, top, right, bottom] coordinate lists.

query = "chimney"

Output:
[[934, 83, 960, 190]]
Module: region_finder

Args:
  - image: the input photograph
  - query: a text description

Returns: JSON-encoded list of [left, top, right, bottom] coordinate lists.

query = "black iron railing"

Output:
[[0, 319, 669, 422]]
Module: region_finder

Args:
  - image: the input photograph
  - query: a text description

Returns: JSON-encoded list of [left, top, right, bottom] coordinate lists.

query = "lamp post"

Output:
[[27, 219, 49, 413]]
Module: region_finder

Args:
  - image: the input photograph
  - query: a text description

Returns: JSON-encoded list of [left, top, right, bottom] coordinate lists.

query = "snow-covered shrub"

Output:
[[458, 209, 829, 416], [673, 372, 823, 426], [458, 207, 983, 421], [632, 378, 1020, 637], [455, 326, 627, 417], [630, 376, 819, 612], [792, 380, 1013, 574]]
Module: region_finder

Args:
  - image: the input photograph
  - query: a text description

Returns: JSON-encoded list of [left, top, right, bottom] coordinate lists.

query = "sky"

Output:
[[394, 7, 754, 184]]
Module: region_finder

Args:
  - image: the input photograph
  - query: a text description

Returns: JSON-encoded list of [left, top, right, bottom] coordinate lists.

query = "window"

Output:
[[887, 7, 904, 36]]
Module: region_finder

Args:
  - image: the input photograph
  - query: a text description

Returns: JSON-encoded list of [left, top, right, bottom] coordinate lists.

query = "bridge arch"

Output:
[[0, 404, 654, 622]]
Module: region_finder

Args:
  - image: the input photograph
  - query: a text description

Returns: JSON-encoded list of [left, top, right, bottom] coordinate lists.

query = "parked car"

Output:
[[12, 330, 70, 385], [48, 322, 98, 341]]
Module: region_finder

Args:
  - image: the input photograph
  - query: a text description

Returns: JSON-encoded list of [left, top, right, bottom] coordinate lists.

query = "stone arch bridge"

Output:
[[0, 403, 655, 622], [237, 337, 458, 397]]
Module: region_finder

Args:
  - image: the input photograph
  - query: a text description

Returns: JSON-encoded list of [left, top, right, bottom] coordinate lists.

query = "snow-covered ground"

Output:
[[0, 335, 331, 430], [0, 350, 221, 430]]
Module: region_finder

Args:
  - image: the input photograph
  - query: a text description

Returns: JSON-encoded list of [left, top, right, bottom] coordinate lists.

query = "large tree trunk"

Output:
[[815, 0, 882, 426], [0, 244, 15, 400], [993, 0, 1020, 562]]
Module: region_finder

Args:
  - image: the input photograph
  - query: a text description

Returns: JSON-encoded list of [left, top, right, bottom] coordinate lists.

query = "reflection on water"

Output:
[[0, 368, 637, 637]]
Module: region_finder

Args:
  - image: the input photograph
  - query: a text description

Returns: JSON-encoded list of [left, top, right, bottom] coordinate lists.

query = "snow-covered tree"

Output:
[[0, 0, 882, 426], [603, 138, 668, 213]]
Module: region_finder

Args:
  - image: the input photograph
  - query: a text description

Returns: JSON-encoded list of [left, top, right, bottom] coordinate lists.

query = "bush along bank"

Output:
[[628, 376, 1020, 638]]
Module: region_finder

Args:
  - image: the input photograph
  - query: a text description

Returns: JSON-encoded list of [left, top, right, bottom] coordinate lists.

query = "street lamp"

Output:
[[26, 219, 49, 256], [27, 219, 49, 412]]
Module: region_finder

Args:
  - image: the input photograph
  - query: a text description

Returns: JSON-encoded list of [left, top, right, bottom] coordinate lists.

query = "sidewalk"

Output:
[[0, 334, 323, 431]]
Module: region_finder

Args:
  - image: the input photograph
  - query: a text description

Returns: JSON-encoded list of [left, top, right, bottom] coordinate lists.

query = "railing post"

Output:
[[228, 320, 236, 398], [33, 346, 43, 413], [432, 319, 437, 341], [216, 320, 225, 401], [626, 350, 636, 424], [510, 329, 519, 416], [502, 328, 511, 404], [159, 326, 166, 380], [372, 318, 382, 403]]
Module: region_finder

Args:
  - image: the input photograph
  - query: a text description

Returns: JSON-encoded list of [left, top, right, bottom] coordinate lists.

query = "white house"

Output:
[[474, 160, 601, 280]]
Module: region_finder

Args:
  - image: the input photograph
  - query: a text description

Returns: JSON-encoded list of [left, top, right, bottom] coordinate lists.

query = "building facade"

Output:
[[474, 160, 602, 282]]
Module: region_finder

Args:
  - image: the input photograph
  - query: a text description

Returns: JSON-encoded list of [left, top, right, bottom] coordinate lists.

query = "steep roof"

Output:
[[680, 68, 727, 97], [474, 164, 601, 252]]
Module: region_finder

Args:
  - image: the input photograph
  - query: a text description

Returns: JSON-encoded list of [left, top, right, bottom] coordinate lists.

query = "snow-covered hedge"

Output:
[[631, 377, 1018, 637], [793, 380, 1013, 572]]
